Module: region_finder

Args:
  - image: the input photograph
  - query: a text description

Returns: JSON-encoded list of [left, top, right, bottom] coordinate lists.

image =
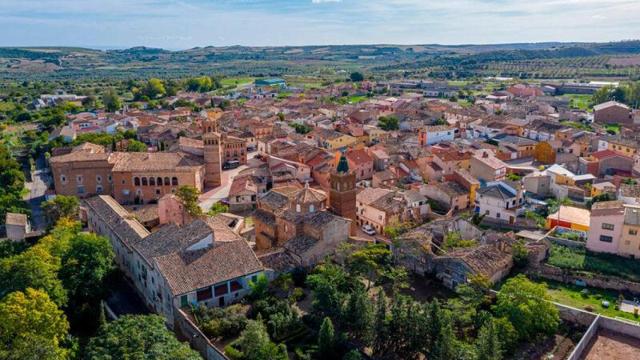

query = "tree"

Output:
[[248, 273, 270, 300], [143, 78, 166, 99], [59, 232, 114, 304], [42, 195, 79, 225], [441, 231, 477, 250], [377, 115, 399, 131], [233, 319, 289, 360], [493, 275, 560, 340], [373, 290, 389, 356], [186, 76, 214, 93], [81, 95, 96, 109], [350, 72, 364, 82], [347, 243, 391, 289], [475, 318, 503, 360], [209, 201, 229, 216], [0, 143, 28, 224], [0, 246, 67, 306], [0, 288, 70, 360], [343, 286, 374, 343], [125, 139, 147, 152], [102, 89, 122, 112], [175, 185, 203, 217], [343, 350, 362, 360], [85, 315, 200, 359], [318, 317, 336, 358]]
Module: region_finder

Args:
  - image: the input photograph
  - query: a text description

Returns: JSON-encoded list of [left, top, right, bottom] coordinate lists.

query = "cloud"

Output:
[[0, 0, 638, 48]]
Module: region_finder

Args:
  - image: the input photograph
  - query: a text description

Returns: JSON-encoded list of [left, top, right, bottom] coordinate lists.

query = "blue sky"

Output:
[[1, 0, 639, 49]]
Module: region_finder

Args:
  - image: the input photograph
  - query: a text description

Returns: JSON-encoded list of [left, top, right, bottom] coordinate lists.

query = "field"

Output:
[[547, 244, 640, 282], [219, 77, 255, 88]]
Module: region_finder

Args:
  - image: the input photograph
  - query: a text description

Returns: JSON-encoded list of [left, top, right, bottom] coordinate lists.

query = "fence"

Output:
[[529, 264, 640, 295]]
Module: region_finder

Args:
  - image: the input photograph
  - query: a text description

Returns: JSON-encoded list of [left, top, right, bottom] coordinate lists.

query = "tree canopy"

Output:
[[0, 288, 70, 360], [378, 115, 399, 131], [85, 315, 201, 359]]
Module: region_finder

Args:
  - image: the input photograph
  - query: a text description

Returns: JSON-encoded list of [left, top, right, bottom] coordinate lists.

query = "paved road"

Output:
[[23, 155, 50, 231], [198, 151, 258, 211]]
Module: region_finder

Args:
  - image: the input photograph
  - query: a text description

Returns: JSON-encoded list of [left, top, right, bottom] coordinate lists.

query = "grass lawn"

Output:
[[219, 76, 255, 88], [336, 95, 367, 104], [605, 123, 621, 134], [562, 94, 593, 111], [530, 278, 640, 323], [547, 243, 640, 282], [448, 80, 469, 87]]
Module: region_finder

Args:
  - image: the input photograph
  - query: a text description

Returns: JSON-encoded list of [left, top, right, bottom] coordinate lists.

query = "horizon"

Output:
[[2, 0, 640, 49]]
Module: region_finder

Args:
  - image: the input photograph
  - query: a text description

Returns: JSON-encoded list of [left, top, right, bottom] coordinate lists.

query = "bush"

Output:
[[194, 304, 248, 340]]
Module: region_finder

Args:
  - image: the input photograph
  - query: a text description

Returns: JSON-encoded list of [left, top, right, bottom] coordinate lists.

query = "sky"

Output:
[[1, 0, 639, 49]]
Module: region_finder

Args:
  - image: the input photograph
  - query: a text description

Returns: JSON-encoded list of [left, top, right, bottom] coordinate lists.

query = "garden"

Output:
[[188, 243, 567, 360], [547, 243, 640, 282]]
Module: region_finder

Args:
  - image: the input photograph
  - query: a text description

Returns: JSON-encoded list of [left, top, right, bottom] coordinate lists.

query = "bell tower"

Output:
[[330, 152, 357, 234], [203, 111, 222, 188]]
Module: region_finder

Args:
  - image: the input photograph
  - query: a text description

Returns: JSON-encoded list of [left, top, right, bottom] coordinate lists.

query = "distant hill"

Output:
[[0, 40, 639, 80]]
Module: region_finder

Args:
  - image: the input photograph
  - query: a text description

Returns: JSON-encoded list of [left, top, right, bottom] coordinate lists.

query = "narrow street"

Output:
[[23, 154, 50, 231]]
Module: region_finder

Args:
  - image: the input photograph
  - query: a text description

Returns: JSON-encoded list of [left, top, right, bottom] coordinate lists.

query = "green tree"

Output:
[[347, 243, 391, 289], [318, 317, 336, 358], [475, 318, 503, 360], [59, 232, 114, 304], [144, 78, 166, 99], [373, 290, 389, 356], [441, 231, 478, 251], [377, 115, 399, 131], [186, 76, 214, 93], [306, 263, 349, 318], [350, 72, 364, 82], [209, 202, 229, 216], [512, 240, 529, 268], [102, 89, 122, 112], [42, 195, 80, 226], [248, 273, 270, 300], [0, 143, 28, 223], [493, 275, 560, 340], [85, 315, 200, 359], [0, 288, 70, 360], [176, 185, 203, 217], [343, 286, 374, 343], [0, 246, 67, 306], [343, 350, 362, 360], [233, 319, 289, 360], [125, 139, 147, 152]]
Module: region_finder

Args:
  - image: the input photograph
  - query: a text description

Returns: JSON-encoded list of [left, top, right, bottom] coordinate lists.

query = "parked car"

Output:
[[223, 160, 241, 170], [362, 224, 376, 236]]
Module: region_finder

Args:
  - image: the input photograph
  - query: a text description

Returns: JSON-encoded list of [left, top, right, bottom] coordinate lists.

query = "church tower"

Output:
[[330, 152, 357, 234], [203, 111, 222, 188]]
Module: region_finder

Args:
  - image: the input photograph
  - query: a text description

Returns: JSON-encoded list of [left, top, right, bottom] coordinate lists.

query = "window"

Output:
[[134, 177, 140, 186], [602, 223, 615, 231], [214, 283, 229, 297], [196, 287, 213, 301], [157, 177, 163, 186], [96, 175, 102, 183], [496, 213, 501, 219], [172, 177, 178, 186], [141, 177, 148, 186], [96, 185, 103, 194], [77, 186, 85, 194], [164, 177, 170, 185], [76, 175, 83, 184], [180, 295, 188, 307], [60, 175, 67, 183], [599, 235, 613, 243], [149, 177, 155, 186], [230, 280, 243, 292], [630, 229, 638, 236], [108, 175, 112, 182]]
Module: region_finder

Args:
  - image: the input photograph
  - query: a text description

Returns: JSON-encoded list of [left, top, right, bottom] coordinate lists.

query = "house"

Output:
[[311, 128, 358, 151], [345, 148, 374, 181], [470, 151, 507, 182], [5, 213, 30, 241], [422, 181, 470, 212], [580, 150, 633, 177], [546, 205, 590, 235], [587, 201, 625, 254], [356, 188, 427, 234], [372, 169, 398, 188], [433, 244, 513, 289], [228, 175, 259, 212], [618, 183, 640, 205], [418, 125, 456, 146], [593, 101, 633, 125], [474, 182, 524, 224], [620, 204, 640, 258]]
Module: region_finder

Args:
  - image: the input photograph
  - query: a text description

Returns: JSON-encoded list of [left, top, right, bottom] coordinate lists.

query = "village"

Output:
[[4, 74, 640, 360]]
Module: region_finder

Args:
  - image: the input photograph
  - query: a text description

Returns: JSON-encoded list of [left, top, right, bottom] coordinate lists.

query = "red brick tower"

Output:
[[330, 152, 357, 235]]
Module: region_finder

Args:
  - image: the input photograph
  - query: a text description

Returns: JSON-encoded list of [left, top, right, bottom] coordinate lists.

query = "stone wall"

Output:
[[173, 307, 229, 360], [530, 264, 640, 295]]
